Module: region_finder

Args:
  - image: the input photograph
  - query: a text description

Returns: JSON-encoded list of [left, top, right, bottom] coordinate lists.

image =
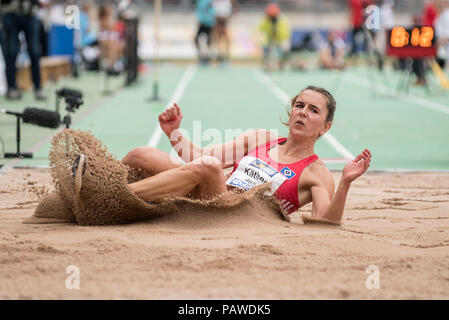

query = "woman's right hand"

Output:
[[158, 103, 183, 138]]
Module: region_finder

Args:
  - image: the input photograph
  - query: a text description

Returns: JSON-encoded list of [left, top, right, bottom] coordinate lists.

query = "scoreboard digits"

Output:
[[387, 26, 436, 58]]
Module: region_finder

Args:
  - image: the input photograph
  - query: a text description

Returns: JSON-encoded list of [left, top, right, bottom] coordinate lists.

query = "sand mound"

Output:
[[301, 214, 341, 226], [28, 129, 286, 226], [23, 192, 75, 224], [149, 190, 288, 230]]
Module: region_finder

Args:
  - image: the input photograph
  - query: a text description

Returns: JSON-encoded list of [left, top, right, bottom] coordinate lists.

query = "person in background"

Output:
[[423, 0, 438, 27], [408, 14, 428, 85], [78, 1, 100, 71], [194, 0, 215, 65], [257, 2, 291, 71], [98, 3, 124, 75], [79, 1, 97, 48], [319, 30, 346, 70], [378, 0, 394, 55], [435, 0, 449, 69], [118, 0, 131, 13], [1, 0, 46, 100], [348, 0, 365, 58], [212, 0, 238, 63], [36, 0, 49, 57], [365, 0, 393, 71]]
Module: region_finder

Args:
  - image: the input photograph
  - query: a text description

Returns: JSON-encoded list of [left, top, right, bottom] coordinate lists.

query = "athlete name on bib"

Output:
[[226, 156, 287, 196]]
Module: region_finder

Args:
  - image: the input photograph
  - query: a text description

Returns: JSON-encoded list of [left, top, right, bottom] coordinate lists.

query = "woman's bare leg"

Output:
[[122, 147, 182, 177], [127, 156, 227, 202]]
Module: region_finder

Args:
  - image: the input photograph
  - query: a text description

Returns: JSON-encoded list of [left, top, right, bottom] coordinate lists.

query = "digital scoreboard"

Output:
[[386, 26, 437, 58]]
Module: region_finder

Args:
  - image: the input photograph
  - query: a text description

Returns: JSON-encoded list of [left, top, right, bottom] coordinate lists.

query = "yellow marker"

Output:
[[431, 59, 449, 89]]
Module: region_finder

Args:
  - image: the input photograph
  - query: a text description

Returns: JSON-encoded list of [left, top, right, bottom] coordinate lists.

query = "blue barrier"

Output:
[[48, 25, 74, 59]]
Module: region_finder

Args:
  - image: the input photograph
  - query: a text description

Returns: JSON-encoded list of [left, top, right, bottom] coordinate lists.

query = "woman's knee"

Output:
[[123, 147, 181, 174], [122, 147, 155, 166], [188, 156, 223, 178], [185, 157, 226, 197]]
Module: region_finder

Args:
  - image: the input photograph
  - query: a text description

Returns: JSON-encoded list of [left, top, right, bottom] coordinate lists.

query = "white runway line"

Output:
[[147, 65, 197, 147], [343, 72, 449, 116], [254, 70, 355, 160], [321, 133, 355, 160], [322, 158, 350, 164]]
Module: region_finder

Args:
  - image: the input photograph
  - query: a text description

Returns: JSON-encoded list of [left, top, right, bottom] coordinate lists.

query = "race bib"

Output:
[[225, 156, 287, 196]]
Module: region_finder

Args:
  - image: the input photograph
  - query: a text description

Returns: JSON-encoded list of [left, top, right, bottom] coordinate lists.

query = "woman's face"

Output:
[[288, 90, 332, 140]]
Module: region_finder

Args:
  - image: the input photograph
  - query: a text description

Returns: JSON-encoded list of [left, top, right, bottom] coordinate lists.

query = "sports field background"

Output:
[[0, 62, 448, 172]]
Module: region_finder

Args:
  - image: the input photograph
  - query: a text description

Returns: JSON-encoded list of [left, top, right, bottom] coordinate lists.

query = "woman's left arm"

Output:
[[311, 149, 372, 224]]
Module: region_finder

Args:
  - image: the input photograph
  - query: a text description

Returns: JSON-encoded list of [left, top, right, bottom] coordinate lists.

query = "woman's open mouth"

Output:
[[296, 120, 305, 127]]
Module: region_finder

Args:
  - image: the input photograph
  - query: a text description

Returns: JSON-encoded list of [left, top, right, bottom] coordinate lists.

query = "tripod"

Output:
[[4, 113, 33, 159], [396, 57, 431, 95], [362, 25, 393, 98], [331, 27, 392, 96]]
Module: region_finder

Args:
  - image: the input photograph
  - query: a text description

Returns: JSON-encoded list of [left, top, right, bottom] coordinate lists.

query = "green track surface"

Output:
[[1, 64, 448, 171]]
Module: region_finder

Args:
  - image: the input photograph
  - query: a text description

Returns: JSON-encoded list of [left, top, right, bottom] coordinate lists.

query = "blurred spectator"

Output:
[[257, 2, 291, 71], [348, 0, 364, 57], [319, 31, 346, 70], [36, 0, 49, 57], [1, 0, 46, 100], [194, 0, 215, 65], [80, 1, 97, 48], [377, 0, 395, 55], [98, 4, 125, 75], [409, 14, 427, 85], [423, 0, 438, 26], [79, 1, 100, 71], [48, 1, 66, 25], [212, 0, 238, 63], [118, 0, 132, 13], [435, 0, 449, 69], [380, 0, 395, 30]]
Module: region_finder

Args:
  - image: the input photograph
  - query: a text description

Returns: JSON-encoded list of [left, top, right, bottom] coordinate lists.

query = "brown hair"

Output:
[[283, 85, 336, 124], [98, 5, 112, 21]]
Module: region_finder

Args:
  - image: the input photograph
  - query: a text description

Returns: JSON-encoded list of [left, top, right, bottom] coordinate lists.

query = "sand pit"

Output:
[[0, 128, 448, 299], [1, 165, 449, 299]]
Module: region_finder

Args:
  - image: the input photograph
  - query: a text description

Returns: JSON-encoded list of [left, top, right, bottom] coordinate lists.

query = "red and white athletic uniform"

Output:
[[225, 138, 319, 214]]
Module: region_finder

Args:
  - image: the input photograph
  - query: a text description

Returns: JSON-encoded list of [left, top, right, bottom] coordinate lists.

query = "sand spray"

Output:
[[26, 129, 288, 226]]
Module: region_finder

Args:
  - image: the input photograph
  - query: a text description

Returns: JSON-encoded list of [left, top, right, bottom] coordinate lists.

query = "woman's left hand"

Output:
[[341, 149, 372, 184]]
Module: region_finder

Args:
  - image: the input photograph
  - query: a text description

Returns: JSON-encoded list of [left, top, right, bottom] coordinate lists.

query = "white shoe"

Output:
[[72, 154, 86, 197]]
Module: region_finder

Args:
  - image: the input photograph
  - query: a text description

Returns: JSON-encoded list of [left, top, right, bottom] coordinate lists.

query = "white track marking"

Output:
[[322, 158, 350, 164], [321, 134, 354, 160], [254, 70, 355, 159], [344, 72, 449, 116], [147, 65, 197, 147]]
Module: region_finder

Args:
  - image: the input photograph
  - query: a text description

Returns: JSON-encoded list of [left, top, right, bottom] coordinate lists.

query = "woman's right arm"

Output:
[[159, 103, 278, 168]]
